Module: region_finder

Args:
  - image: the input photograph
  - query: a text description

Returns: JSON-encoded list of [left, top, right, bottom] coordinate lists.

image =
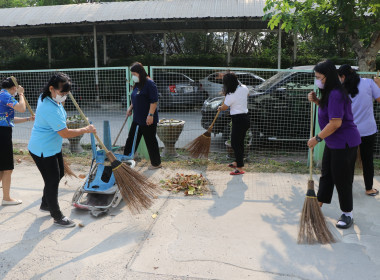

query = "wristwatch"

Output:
[[148, 113, 153, 117], [315, 134, 323, 142]]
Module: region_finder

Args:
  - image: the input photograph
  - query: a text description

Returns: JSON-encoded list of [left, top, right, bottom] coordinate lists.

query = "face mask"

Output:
[[315, 79, 325, 89], [132, 75, 139, 83], [52, 94, 67, 103]]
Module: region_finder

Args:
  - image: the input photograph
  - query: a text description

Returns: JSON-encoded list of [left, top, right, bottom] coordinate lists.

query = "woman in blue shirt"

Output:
[[0, 77, 30, 206], [28, 73, 96, 227], [124, 62, 161, 170], [338, 65, 380, 196]]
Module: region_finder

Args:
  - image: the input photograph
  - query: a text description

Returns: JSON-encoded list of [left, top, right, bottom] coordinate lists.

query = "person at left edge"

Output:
[[0, 77, 34, 206], [28, 73, 96, 227]]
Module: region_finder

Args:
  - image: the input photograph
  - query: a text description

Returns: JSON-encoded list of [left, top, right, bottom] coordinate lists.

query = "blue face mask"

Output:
[[315, 79, 325, 89]]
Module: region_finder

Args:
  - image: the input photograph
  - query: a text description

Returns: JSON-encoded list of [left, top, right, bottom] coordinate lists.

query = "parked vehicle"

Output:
[[153, 72, 208, 110], [200, 71, 265, 98], [201, 66, 316, 142]]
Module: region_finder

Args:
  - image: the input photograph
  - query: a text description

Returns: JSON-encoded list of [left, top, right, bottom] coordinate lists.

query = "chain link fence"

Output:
[[2, 66, 379, 161]]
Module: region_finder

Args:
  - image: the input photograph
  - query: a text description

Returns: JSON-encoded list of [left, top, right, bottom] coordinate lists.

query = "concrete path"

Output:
[[1, 162, 380, 280]]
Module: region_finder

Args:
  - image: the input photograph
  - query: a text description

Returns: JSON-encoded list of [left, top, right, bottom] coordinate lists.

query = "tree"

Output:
[[264, 0, 380, 71]]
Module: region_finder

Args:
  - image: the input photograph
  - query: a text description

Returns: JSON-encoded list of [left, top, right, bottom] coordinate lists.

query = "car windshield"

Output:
[[255, 71, 293, 91]]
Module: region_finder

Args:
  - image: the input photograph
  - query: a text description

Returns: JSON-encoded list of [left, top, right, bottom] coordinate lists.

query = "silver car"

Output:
[[199, 71, 265, 98]]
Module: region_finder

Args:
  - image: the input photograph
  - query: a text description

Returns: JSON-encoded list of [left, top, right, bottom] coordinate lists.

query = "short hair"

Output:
[[222, 73, 239, 95]]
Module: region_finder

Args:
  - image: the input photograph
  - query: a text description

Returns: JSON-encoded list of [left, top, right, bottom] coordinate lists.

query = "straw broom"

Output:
[[10, 76, 77, 178], [185, 99, 225, 158], [67, 92, 160, 213], [297, 102, 335, 244], [113, 116, 129, 146]]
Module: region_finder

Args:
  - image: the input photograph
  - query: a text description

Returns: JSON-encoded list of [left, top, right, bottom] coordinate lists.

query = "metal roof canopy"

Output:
[[0, 0, 269, 38], [0, 0, 284, 69]]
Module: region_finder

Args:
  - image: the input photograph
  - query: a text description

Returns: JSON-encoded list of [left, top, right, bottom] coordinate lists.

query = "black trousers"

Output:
[[359, 133, 376, 191], [30, 151, 64, 220], [123, 121, 161, 167], [317, 145, 358, 213], [231, 114, 250, 168], [0, 126, 14, 171]]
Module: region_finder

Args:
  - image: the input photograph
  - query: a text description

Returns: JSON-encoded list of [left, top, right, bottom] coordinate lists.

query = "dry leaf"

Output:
[[152, 213, 158, 219], [17, 159, 22, 163], [78, 223, 85, 227], [78, 174, 86, 179]]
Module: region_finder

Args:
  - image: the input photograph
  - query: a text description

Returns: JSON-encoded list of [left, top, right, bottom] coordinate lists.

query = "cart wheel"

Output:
[[71, 186, 84, 204]]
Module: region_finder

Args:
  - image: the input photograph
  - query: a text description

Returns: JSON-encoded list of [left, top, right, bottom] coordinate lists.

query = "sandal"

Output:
[[336, 214, 353, 229], [366, 189, 379, 196], [230, 169, 245, 175], [228, 163, 237, 168]]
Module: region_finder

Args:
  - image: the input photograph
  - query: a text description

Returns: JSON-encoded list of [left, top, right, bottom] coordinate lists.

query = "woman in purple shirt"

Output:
[[308, 60, 361, 229], [338, 65, 380, 197]]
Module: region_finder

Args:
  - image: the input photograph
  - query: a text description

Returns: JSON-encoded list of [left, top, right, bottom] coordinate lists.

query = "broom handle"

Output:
[[309, 101, 314, 180], [113, 115, 129, 146], [10, 76, 34, 116], [207, 98, 226, 132], [68, 92, 110, 153]]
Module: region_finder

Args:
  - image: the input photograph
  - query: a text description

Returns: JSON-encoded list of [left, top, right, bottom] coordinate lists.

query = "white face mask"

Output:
[[52, 94, 67, 103], [132, 75, 139, 83]]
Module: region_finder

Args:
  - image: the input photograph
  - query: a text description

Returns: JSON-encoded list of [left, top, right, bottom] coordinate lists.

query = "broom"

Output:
[[10, 76, 77, 178], [113, 116, 129, 146], [297, 102, 335, 244], [67, 92, 160, 213], [185, 99, 225, 158]]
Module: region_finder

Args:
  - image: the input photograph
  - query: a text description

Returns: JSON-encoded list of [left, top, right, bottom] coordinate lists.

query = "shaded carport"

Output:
[[0, 0, 285, 69]]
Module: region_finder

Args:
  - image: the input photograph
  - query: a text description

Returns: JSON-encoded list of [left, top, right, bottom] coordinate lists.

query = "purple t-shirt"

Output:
[[318, 89, 361, 149]]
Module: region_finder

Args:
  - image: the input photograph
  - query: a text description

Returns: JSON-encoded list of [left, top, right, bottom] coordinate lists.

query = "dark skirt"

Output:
[[0, 126, 14, 171]]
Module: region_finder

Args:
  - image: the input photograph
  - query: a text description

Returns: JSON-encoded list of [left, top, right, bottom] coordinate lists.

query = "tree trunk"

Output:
[[348, 30, 380, 72]]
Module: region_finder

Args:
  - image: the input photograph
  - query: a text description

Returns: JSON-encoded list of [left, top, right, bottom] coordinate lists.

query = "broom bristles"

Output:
[[63, 159, 77, 178], [185, 131, 211, 158], [107, 152, 161, 214], [298, 180, 335, 244]]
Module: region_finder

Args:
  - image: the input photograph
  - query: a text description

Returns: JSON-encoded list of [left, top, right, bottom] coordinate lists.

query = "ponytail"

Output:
[[338, 64, 360, 98], [42, 72, 72, 101]]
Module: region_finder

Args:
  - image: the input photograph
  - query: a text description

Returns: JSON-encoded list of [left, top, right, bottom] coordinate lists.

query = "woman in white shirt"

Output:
[[338, 65, 380, 196], [218, 73, 250, 175]]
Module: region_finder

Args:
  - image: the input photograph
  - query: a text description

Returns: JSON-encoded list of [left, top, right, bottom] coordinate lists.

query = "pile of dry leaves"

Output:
[[160, 173, 209, 195]]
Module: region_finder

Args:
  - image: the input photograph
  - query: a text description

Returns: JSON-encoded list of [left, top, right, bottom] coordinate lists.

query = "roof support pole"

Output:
[[163, 33, 167, 66], [277, 25, 282, 69], [47, 37, 52, 68], [93, 25, 99, 101], [293, 32, 297, 66], [103, 35, 107, 66], [227, 32, 231, 66]]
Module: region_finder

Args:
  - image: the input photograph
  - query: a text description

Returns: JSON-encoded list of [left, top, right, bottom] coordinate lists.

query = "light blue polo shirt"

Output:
[[28, 95, 67, 157], [350, 78, 380, 137]]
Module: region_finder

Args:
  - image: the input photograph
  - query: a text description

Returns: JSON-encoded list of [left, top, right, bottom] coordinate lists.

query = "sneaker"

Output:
[[39, 205, 50, 213], [54, 216, 76, 228]]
